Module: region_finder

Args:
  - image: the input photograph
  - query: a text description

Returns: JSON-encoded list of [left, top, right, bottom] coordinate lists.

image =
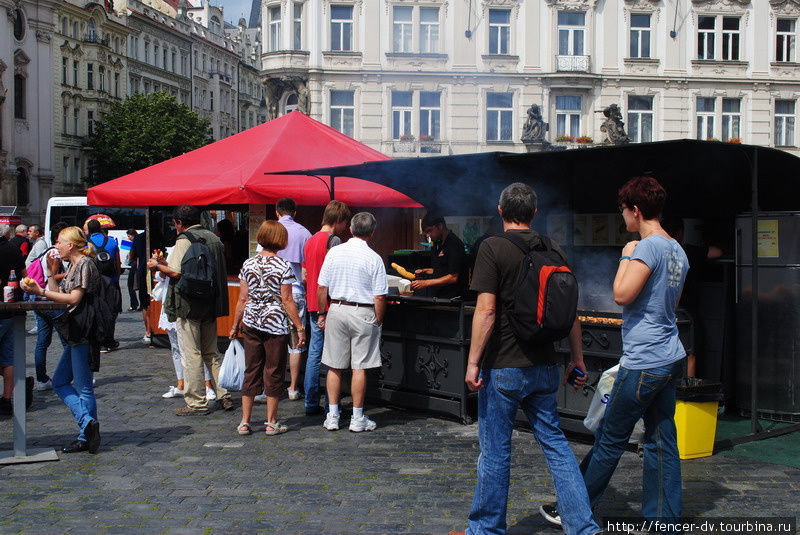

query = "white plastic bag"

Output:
[[218, 339, 245, 391], [583, 364, 645, 444]]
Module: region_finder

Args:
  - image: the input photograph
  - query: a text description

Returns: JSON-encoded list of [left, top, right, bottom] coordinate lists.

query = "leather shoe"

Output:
[[305, 406, 324, 416], [62, 440, 89, 453], [218, 398, 235, 411], [85, 420, 101, 454]]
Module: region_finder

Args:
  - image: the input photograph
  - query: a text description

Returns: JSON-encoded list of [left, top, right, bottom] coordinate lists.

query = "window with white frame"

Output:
[[330, 5, 353, 51], [87, 63, 94, 90], [776, 19, 796, 63], [722, 98, 741, 141], [629, 13, 651, 58], [293, 2, 302, 50], [87, 19, 97, 41], [391, 91, 413, 139], [555, 95, 581, 137], [627, 95, 654, 143], [558, 11, 585, 55], [420, 7, 439, 53], [486, 92, 512, 142], [696, 97, 715, 140], [330, 90, 355, 136], [154, 44, 160, 67], [722, 17, 740, 60], [420, 91, 441, 140], [99, 66, 105, 91], [269, 6, 281, 51], [775, 100, 796, 147], [488, 9, 511, 55], [393, 6, 413, 53], [698, 15, 741, 60], [697, 16, 715, 59]]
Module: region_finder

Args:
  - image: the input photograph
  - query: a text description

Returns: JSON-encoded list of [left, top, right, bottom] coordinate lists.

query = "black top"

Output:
[[429, 231, 468, 299], [130, 232, 147, 274], [0, 237, 26, 319], [470, 229, 568, 369]]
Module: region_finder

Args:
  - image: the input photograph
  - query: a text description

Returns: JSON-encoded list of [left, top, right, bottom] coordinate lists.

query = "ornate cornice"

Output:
[[36, 29, 52, 43], [544, 0, 597, 9], [770, 0, 800, 15], [691, 0, 750, 6]]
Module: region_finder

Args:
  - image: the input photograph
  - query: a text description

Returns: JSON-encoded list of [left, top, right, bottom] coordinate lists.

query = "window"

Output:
[[114, 72, 120, 97], [114, 37, 119, 54], [154, 44, 160, 67], [144, 80, 150, 94], [63, 157, 70, 183], [73, 60, 79, 87], [393, 6, 413, 53], [87, 19, 96, 41], [62, 106, 68, 134], [72, 21, 79, 39], [391, 91, 413, 139], [202, 53, 207, 71], [698, 16, 715, 59], [627, 95, 654, 143], [144, 42, 150, 63], [696, 97, 715, 140], [130, 37, 138, 60], [722, 17, 740, 60], [87, 64, 94, 90], [630, 14, 651, 58], [99, 66, 105, 91], [14, 75, 25, 119], [61, 17, 68, 35], [330, 90, 355, 136], [775, 100, 795, 147], [172, 51, 176, 72], [62, 57, 68, 84], [420, 7, 439, 53], [486, 92, 512, 142], [776, 19, 796, 63], [73, 107, 79, 135], [268, 6, 281, 51], [722, 98, 741, 141], [285, 93, 298, 114], [488, 9, 510, 55], [210, 16, 221, 34], [420, 91, 441, 140], [293, 2, 303, 49], [74, 158, 81, 182], [163, 48, 168, 69], [88, 110, 94, 136], [559, 11, 585, 56], [330, 5, 353, 51], [555, 95, 581, 137], [210, 91, 214, 111]]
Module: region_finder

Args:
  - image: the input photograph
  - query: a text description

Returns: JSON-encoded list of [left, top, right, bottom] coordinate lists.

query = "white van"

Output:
[[44, 196, 145, 269]]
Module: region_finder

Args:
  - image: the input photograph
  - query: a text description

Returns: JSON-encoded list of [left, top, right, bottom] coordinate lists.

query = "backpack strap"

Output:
[[101, 235, 109, 249], [180, 230, 205, 245], [499, 231, 552, 255], [326, 233, 336, 250]]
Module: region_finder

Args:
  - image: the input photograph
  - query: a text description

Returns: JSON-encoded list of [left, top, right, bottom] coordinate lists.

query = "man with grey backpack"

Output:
[[148, 205, 233, 415]]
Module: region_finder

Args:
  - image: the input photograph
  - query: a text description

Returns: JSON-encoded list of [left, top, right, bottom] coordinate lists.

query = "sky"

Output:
[[212, 0, 252, 25]]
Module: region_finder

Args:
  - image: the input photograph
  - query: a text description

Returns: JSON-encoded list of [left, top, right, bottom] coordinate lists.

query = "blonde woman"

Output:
[[22, 227, 102, 454]]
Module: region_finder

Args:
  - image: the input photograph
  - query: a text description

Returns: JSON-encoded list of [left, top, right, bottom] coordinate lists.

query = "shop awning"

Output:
[[87, 111, 421, 208]]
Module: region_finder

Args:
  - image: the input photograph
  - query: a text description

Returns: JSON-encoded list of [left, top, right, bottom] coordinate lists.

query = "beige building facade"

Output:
[[259, 0, 800, 158]]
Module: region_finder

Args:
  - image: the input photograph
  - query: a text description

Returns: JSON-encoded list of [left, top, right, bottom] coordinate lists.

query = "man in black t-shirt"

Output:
[[448, 183, 598, 535], [411, 214, 468, 299], [1, 224, 27, 415]]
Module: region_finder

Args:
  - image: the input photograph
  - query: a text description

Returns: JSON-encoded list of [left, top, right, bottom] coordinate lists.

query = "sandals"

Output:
[[236, 422, 251, 435], [264, 421, 288, 436]]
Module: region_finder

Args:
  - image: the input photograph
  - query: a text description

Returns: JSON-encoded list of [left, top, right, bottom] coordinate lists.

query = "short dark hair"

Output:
[[51, 221, 68, 243], [126, 228, 138, 237], [276, 197, 296, 215], [321, 201, 351, 226], [617, 176, 666, 220], [86, 219, 101, 235], [499, 182, 537, 224], [421, 213, 445, 229], [28, 224, 42, 235], [172, 204, 201, 227]]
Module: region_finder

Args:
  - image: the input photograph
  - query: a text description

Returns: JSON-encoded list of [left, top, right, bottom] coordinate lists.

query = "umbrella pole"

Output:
[[330, 176, 336, 200]]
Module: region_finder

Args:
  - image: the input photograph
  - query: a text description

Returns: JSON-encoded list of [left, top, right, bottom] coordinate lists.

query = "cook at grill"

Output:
[[412, 214, 468, 299]]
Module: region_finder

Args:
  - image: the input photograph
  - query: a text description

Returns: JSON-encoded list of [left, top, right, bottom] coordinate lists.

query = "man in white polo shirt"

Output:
[[316, 212, 387, 432]]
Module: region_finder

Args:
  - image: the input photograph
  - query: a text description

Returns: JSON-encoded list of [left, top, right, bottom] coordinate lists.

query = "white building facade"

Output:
[[258, 0, 800, 158], [1, 0, 57, 219]]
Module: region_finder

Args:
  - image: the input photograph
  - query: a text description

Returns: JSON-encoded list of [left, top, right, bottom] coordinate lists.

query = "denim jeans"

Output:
[[467, 366, 599, 535], [304, 311, 327, 410], [580, 360, 684, 524], [33, 308, 67, 383], [52, 342, 97, 441]]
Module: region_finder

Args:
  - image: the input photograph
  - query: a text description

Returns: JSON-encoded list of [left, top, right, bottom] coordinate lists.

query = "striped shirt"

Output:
[[239, 254, 296, 335], [318, 237, 388, 304]]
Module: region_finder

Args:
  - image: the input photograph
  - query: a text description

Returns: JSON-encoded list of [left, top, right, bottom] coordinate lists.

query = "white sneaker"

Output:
[[162, 386, 185, 398], [142, 335, 151, 344], [349, 415, 377, 433], [205, 386, 217, 400], [288, 390, 302, 400], [35, 379, 52, 391], [323, 412, 340, 431], [27, 327, 38, 334], [253, 393, 267, 403]]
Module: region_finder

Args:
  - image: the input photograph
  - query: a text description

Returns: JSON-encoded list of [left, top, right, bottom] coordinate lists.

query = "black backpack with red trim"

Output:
[[501, 232, 579, 344]]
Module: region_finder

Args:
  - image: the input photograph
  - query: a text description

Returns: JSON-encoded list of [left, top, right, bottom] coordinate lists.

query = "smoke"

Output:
[[570, 247, 623, 313]]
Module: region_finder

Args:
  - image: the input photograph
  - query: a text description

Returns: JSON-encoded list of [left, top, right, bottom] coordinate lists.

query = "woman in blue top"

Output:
[[583, 176, 689, 525]]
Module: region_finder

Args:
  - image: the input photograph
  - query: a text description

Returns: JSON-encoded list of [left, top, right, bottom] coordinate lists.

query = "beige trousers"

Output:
[[176, 317, 228, 410]]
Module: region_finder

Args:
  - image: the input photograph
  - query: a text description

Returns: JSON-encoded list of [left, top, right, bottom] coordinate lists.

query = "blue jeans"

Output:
[[580, 360, 684, 524], [33, 308, 67, 383], [467, 366, 599, 535], [304, 311, 326, 410], [52, 342, 97, 441]]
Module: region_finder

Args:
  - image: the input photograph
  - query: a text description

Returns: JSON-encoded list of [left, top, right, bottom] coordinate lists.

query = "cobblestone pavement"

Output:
[[2, 288, 799, 534]]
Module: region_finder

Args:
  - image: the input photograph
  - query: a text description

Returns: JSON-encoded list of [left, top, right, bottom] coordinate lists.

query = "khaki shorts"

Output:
[[321, 302, 382, 370]]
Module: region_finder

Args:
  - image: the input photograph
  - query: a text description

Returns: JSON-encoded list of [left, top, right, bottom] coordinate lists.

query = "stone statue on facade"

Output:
[[599, 104, 631, 145], [521, 104, 548, 143]]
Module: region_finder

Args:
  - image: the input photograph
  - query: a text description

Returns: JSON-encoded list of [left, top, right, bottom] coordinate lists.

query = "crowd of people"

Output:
[[3, 178, 691, 535]]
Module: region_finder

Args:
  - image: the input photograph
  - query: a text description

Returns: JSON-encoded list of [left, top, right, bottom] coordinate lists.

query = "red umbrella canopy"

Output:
[[87, 111, 421, 208]]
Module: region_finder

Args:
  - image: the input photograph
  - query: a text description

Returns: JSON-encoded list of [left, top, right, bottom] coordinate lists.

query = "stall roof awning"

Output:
[[87, 111, 422, 208], [271, 140, 800, 216]]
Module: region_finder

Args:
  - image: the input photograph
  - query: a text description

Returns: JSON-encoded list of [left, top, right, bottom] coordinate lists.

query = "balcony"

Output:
[[390, 137, 444, 155], [556, 54, 590, 72], [83, 33, 110, 47]]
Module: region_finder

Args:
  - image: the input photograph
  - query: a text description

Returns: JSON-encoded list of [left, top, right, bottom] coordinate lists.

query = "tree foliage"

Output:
[[87, 91, 212, 186]]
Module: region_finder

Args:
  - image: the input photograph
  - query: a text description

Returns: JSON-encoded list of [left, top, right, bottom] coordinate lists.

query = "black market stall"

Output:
[[280, 140, 800, 440]]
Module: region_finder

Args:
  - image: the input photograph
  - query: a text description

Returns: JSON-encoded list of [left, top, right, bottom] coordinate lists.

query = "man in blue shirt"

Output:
[[86, 219, 122, 352]]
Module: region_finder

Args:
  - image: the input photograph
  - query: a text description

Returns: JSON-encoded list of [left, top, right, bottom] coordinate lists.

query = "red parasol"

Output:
[[84, 213, 116, 229]]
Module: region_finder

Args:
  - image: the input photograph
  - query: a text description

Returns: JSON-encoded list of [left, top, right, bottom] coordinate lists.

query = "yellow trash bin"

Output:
[[674, 379, 724, 460]]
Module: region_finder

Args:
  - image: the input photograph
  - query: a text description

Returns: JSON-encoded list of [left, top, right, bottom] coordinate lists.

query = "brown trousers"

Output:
[[241, 325, 288, 398]]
